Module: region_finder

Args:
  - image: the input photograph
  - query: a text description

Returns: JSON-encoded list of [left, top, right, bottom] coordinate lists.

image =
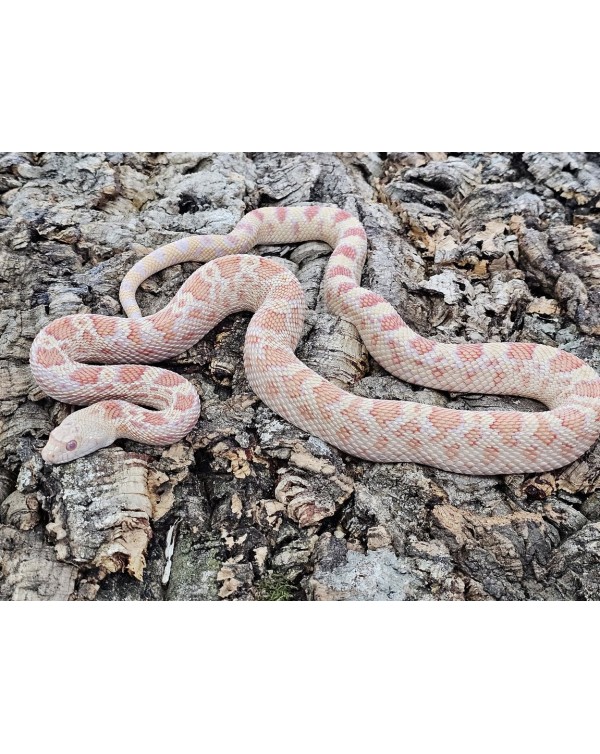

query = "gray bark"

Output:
[[1, 151, 600, 601]]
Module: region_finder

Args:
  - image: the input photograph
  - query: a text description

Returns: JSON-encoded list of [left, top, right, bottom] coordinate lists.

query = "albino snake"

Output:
[[30, 205, 600, 474]]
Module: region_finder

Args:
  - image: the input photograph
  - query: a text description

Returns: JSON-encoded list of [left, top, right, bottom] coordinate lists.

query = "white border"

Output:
[[3, 3, 597, 147]]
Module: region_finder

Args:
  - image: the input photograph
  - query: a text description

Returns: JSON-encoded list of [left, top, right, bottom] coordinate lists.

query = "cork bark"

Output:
[[1, 151, 600, 601]]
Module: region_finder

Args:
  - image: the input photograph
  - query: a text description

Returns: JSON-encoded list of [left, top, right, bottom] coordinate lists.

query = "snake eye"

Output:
[[66, 440, 78, 452]]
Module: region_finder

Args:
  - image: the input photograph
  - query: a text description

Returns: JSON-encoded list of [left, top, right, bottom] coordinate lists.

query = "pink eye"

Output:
[[66, 440, 78, 452]]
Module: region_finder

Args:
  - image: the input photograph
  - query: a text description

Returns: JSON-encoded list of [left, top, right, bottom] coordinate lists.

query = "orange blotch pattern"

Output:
[[46, 318, 77, 341], [340, 404, 370, 435], [336, 245, 357, 261], [175, 393, 197, 411], [144, 413, 167, 426], [335, 282, 355, 296], [91, 316, 119, 337], [338, 426, 352, 445], [155, 371, 183, 387], [263, 311, 289, 334], [222, 257, 246, 280], [328, 265, 353, 278], [464, 428, 483, 447], [298, 404, 316, 423], [533, 426, 557, 446], [573, 381, 600, 398], [489, 413, 523, 447], [399, 418, 423, 436], [507, 343, 537, 361], [369, 403, 394, 429], [262, 345, 296, 369], [342, 228, 367, 239], [549, 351, 583, 373], [119, 366, 146, 383], [524, 447, 541, 464], [380, 315, 401, 332], [152, 317, 177, 337], [410, 338, 435, 356], [334, 210, 352, 223], [360, 292, 382, 308], [35, 347, 65, 368], [126, 327, 145, 346], [313, 383, 341, 420], [102, 401, 125, 419], [374, 436, 390, 452], [483, 446, 501, 464], [71, 367, 100, 385], [457, 344, 484, 362], [428, 408, 464, 432], [444, 442, 462, 460], [558, 409, 586, 434]]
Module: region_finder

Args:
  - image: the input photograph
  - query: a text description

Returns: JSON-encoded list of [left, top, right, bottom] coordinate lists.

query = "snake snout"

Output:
[[40, 442, 58, 464], [40, 433, 72, 465]]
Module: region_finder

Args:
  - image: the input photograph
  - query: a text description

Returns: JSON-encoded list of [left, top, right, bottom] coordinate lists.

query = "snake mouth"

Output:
[[41, 438, 71, 465]]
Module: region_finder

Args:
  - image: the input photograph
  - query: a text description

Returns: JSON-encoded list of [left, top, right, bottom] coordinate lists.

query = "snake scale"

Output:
[[30, 204, 600, 474]]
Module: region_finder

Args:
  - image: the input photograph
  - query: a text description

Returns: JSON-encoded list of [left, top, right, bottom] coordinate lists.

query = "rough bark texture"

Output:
[[1, 151, 600, 601]]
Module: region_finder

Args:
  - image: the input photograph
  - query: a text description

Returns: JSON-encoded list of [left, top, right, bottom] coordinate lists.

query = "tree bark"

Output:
[[1, 151, 600, 600]]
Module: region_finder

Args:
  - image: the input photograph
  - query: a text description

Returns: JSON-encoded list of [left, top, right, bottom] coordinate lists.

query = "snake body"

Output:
[[30, 205, 600, 473]]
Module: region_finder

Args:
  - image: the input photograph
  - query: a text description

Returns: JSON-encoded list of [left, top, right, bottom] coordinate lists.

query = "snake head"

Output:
[[41, 408, 117, 465]]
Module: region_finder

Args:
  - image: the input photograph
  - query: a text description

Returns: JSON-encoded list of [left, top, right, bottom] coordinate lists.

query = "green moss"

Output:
[[255, 573, 298, 601], [204, 555, 221, 572]]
